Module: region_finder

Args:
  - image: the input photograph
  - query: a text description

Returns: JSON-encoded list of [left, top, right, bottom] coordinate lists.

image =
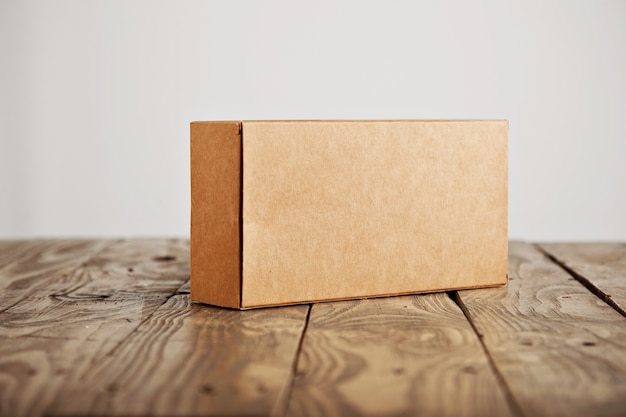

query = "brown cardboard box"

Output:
[[191, 120, 508, 309]]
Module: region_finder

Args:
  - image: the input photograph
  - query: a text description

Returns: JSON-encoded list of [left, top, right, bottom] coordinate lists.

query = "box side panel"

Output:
[[241, 120, 507, 308], [190, 122, 241, 308]]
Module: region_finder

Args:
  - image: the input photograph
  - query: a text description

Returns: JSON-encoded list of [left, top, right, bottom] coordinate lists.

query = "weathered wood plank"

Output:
[[457, 242, 626, 417], [48, 296, 309, 417], [0, 240, 30, 265], [0, 239, 114, 312], [539, 242, 626, 316], [286, 294, 513, 417], [0, 239, 190, 417]]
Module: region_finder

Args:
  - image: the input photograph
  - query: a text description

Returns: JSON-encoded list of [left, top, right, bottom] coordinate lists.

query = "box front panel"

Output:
[[241, 121, 507, 307]]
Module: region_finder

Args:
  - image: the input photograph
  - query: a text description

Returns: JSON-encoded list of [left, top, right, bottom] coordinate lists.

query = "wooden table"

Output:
[[0, 239, 624, 417]]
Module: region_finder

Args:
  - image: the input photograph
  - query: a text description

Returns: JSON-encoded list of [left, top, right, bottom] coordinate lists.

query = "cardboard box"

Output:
[[190, 120, 508, 309]]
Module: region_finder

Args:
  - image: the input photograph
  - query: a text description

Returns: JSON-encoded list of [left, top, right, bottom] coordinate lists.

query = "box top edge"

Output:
[[191, 119, 508, 124], [190, 120, 243, 125]]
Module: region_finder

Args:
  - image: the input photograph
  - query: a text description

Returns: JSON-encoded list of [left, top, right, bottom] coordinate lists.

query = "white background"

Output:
[[1, 1, 625, 240]]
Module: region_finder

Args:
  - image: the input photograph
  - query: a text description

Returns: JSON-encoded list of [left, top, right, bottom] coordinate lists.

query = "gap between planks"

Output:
[[274, 303, 313, 417], [450, 291, 525, 417], [535, 244, 626, 318]]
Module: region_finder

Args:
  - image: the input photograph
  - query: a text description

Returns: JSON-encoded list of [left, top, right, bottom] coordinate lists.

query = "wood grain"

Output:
[[49, 296, 309, 417], [0, 239, 114, 312], [0, 240, 29, 266], [286, 294, 513, 417], [539, 242, 626, 316], [457, 242, 626, 417], [0, 239, 190, 417]]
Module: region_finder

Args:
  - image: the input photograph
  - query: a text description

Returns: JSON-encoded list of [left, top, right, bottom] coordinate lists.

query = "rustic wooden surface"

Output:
[[0, 240, 624, 417]]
